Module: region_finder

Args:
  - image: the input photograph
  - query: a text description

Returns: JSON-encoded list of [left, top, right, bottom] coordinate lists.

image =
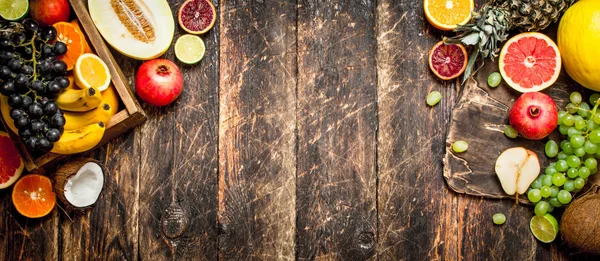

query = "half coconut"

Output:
[[54, 158, 106, 210]]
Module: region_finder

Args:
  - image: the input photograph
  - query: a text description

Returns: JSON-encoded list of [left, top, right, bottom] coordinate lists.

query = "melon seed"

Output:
[[111, 0, 155, 43]]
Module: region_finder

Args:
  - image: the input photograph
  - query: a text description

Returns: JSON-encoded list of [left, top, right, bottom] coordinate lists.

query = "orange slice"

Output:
[[69, 19, 93, 54], [74, 53, 111, 91], [54, 22, 85, 71], [424, 0, 474, 31], [12, 174, 56, 218]]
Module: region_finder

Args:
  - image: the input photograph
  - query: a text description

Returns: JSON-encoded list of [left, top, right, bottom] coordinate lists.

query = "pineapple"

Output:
[[446, 0, 576, 82]]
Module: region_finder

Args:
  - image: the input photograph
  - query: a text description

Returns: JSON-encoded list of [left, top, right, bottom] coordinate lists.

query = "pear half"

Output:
[[495, 147, 540, 202]]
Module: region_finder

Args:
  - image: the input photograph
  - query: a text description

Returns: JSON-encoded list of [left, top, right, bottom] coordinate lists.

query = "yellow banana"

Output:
[[101, 84, 120, 114], [0, 95, 18, 134], [63, 84, 120, 130], [51, 122, 106, 155], [56, 86, 102, 112]]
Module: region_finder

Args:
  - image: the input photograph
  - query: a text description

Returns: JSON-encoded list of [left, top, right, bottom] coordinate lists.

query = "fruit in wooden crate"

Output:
[[423, 0, 474, 31], [495, 147, 541, 201], [74, 53, 111, 91], [56, 87, 102, 112], [63, 85, 119, 130], [499, 33, 561, 93], [54, 158, 105, 210], [69, 19, 94, 54], [51, 122, 106, 155], [88, 0, 175, 60], [135, 59, 184, 107], [445, 0, 575, 82], [53, 22, 86, 71], [178, 0, 217, 35], [0, 131, 23, 189], [29, 0, 70, 26], [11, 174, 56, 218], [558, 0, 600, 92], [509, 92, 558, 140]]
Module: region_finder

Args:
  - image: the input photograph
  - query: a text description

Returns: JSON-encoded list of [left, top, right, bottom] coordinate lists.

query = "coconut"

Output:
[[561, 182, 600, 256], [53, 158, 106, 211]]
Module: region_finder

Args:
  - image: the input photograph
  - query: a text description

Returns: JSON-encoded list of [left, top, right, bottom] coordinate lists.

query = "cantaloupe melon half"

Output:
[[88, 0, 175, 60]]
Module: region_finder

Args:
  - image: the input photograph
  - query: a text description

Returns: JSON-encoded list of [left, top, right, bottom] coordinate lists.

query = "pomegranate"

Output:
[[135, 59, 184, 107], [509, 92, 558, 140], [30, 0, 70, 27]]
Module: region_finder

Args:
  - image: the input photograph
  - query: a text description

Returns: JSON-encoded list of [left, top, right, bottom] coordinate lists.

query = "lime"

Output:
[[174, 34, 205, 65], [530, 213, 559, 243], [0, 0, 28, 21]]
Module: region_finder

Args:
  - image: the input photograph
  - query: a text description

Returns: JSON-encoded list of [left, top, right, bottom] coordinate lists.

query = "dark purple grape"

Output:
[[8, 59, 21, 70], [21, 65, 33, 75], [23, 19, 39, 36], [39, 26, 57, 41], [7, 94, 22, 107], [36, 137, 52, 151], [21, 95, 32, 108], [42, 45, 53, 56], [37, 60, 51, 75], [0, 81, 15, 96], [52, 60, 67, 75], [51, 114, 66, 128], [0, 66, 11, 79], [0, 51, 14, 61], [39, 97, 49, 106], [43, 101, 58, 116], [45, 128, 61, 142], [19, 46, 32, 57], [52, 42, 67, 56], [14, 73, 28, 88], [10, 109, 25, 120], [0, 38, 9, 48], [15, 116, 30, 130], [56, 76, 70, 88], [25, 137, 37, 151], [30, 80, 44, 92], [47, 81, 62, 94], [12, 32, 26, 45], [18, 128, 32, 139], [30, 120, 44, 134], [28, 102, 43, 118]]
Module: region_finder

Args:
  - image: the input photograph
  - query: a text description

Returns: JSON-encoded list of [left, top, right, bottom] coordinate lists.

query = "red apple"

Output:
[[509, 92, 558, 140], [29, 0, 70, 27], [135, 59, 183, 107]]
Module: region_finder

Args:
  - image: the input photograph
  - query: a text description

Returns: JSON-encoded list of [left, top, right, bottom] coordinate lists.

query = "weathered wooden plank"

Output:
[[296, 1, 378, 260], [137, 1, 221, 260], [375, 0, 460, 259], [218, 0, 297, 260]]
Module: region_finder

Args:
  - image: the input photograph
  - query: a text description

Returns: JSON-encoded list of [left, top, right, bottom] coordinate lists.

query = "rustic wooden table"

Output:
[[1, 0, 594, 260]]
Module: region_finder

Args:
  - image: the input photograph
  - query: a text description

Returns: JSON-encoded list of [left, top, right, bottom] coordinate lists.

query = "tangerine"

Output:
[[12, 174, 56, 218], [424, 0, 473, 31], [53, 22, 85, 71]]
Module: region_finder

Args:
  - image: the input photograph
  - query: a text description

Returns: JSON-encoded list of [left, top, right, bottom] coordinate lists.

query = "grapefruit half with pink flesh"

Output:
[[428, 41, 467, 81], [499, 32, 561, 93], [0, 131, 23, 189]]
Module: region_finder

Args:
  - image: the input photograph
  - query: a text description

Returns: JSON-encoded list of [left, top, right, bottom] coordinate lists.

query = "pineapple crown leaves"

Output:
[[444, 3, 512, 83]]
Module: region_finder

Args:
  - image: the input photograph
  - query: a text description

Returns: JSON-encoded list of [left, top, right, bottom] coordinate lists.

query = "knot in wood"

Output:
[[161, 202, 189, 239], [356, 231, 375, 251]]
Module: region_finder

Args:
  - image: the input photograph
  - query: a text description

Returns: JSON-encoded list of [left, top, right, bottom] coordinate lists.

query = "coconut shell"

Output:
[[561, 185, 600, 256], [53, 158, 106, 212]]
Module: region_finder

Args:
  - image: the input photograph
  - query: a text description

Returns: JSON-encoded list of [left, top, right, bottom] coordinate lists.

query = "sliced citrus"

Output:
[[12, 174, 56, 218], [54, 22, 86, 71], [428, 41, 468, 80], [424, 0, 473, 31], [74, 53, 111, 91], [530, 213, 559, 243], [0, 131, 23, 189], [178, 0, 217, 35], [0, 0, 28, 21], [499, 32, 561, 93], [69, 19, 94, 54], [175, 34, 206, 64]]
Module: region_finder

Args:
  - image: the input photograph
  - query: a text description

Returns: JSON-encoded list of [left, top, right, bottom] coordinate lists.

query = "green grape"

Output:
[[575, 147, 586, 157], [531, 177, 543, 189], [493, 213, 506, 225], [570, 92, 583, 104], [555, 160, 569, 172], [528, 189, 542, 203], [584, 140, 598, 154], [588, 119, 599, 130], [560, 141, 574, 155], [590, 130, 600, 144], [592, 167, 598, 175], [552, 173, 567, 186], [562, 114, 575, 126], [590, 93, 600, 105], [568, 127, 582, 137], [557, 152, 568, 160], [558, 111, 566, 122], [575, 119, 587, 130], [574, 115, 584, 122], [452, 141, 468, 153], [579, 166, 591, 179], [545, 140, 559, 158], [574, 177, 585, 190], [547, 204, 554, 213], [542, 175, 553, 187], [545, 166, 558, 175], [487, 72, 502, 88], [566, 103, 578, 114], [504, 125, 518, 139], [594, 113, 600, 124], [567, 155, 581, 168], [585, 158, 598, 169], [534, 201, 549, 216], [540, 186, 552, 198], [578, 102, 591, 118], [559, 125, 569, 135], [549, 197, 563, 208], [550, 186, 559, 198], [426, 91, 442, 106], [571, 135, 586, 148], [563, 180, 575, 192], [557, 190, 573, 204], [567, 168, 579, 178]]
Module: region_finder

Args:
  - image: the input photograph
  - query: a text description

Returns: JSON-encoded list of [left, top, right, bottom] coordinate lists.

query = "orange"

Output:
[[74, 53, 111, 91], [53, 22, 85, 71], [11, 174, 56, 218], [428, 41, 468, 80], [424, 0, 474, 31], [69, 19, 93, 54]]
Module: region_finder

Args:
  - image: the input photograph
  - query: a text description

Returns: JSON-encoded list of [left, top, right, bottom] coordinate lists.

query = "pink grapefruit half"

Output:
[[0, 131, 23, 189], [499, 32, 561, 93]]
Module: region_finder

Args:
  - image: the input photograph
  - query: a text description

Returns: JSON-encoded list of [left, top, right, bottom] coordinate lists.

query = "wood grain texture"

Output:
[[296, 1, 378, 260], [375, 0, 460, 260], [218, 0, 297, 260]]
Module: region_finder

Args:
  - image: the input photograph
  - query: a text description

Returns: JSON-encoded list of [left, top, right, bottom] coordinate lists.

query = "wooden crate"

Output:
[[0, 0, 146, 172]]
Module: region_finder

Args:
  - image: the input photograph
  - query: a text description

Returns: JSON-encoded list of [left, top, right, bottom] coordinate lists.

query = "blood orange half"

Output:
[[499, 32, 561, 93], [0, 131, 23, 189], [178, 0, 216, 35], [428, 41, 467, 80]]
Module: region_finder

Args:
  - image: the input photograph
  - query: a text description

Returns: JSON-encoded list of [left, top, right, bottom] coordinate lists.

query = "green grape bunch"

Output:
[[528, 91, 600, 216]]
